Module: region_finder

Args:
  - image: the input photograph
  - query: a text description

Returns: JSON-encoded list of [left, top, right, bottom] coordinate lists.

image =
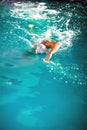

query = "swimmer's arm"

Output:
[[43, 43, 61, 62], [43, 50, 53, 62]]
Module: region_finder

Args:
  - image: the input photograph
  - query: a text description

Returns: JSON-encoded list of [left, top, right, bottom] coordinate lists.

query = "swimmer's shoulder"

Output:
[[41, 40, 61, 48]]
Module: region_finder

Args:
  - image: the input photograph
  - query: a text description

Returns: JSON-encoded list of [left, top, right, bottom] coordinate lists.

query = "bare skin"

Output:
[[41, 40, 61, 62]]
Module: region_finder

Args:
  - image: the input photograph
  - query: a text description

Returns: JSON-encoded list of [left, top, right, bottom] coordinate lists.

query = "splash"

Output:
[[8, 2, 80, 50]]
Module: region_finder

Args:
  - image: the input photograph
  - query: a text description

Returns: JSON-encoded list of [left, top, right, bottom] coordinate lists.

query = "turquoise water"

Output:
[[0, 1, 87, 130]]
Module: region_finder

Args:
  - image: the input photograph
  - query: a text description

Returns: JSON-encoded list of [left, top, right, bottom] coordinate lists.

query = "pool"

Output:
[[0, 1, 87, 130]]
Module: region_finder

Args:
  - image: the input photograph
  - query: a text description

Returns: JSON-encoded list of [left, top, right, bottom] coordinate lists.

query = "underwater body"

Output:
[[0, 0, 87, 130]]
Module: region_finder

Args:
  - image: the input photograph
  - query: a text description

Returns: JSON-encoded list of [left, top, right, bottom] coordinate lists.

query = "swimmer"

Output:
[[28, 40, 61, 62]]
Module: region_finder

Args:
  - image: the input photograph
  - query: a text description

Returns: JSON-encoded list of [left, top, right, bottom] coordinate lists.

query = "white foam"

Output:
[[10, 2, 81, 51]]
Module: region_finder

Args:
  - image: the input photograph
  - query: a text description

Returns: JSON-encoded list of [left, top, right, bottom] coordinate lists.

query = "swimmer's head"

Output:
[[36, 44, 47, 54]]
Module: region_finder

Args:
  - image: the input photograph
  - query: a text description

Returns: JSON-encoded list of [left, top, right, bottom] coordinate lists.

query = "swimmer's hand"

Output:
[[43, 53, 52, 62], [43, 58, 48, 62]]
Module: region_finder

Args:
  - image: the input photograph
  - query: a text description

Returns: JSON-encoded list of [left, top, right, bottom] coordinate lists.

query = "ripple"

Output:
[[4, 63, 15, 67], [17, 106, 45, 127]]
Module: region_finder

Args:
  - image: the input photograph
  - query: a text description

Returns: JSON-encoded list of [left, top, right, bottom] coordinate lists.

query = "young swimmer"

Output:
[[39, 40, 61, 62], [28, 40, 61, 62]]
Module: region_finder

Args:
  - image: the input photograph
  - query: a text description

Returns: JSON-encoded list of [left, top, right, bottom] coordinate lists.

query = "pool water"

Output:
[[0, 1, 87, 130]]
